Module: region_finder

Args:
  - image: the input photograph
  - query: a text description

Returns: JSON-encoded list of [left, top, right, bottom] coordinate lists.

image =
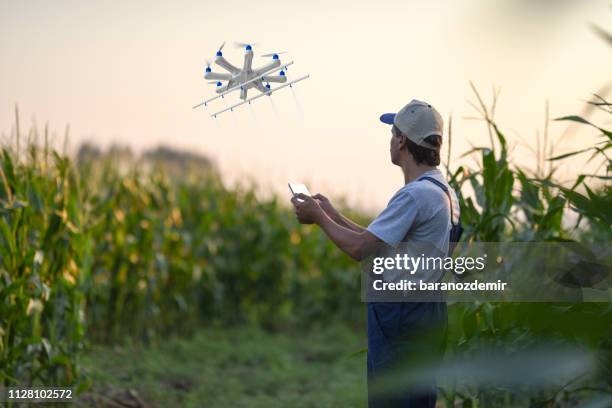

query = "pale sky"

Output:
[[1, 0, 611, 212]]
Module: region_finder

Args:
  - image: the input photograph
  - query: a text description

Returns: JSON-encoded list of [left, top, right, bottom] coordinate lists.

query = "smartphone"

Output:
[[288, 183, 311, 201]]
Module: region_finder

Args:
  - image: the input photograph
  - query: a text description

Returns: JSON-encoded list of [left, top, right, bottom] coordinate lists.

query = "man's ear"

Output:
[[398, 133, 407, 149]]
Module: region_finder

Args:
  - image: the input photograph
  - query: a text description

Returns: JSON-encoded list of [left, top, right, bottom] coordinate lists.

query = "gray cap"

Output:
[[380, 99, 444, 150]]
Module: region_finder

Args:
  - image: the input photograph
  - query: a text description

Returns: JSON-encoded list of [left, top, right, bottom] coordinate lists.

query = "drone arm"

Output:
[[262, 75, 287, 83], [253, 60, 281, 76], [254, 81, 268, 93], [243, 51, 253, 71], [215, 56, 240, 74], [215, 83, 233, 94], [204, 72, 232, 80]]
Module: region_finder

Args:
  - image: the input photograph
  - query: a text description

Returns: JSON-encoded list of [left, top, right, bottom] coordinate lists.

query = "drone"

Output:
[[192, 42, 310, 117]]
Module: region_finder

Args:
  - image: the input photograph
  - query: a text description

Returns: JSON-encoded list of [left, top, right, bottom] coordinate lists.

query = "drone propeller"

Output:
[[205, 59, 212, 73], [215, 42, 226, 57], [261, 51, 288, 58], [208, 81, 224, 87], [234, 41, 258, 50]]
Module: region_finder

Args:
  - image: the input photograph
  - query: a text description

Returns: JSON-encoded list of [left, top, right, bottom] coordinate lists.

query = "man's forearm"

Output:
[[326, 209, 366, 233], [337, 212, 366, 233], [315, 212, 368, 261]]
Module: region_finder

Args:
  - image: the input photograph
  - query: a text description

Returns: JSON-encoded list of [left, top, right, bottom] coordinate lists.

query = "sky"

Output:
[[1, 0, 611, 211]]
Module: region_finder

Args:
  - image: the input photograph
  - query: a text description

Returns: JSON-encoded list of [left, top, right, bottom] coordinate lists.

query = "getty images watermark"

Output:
[[361, 242, 611, 302]]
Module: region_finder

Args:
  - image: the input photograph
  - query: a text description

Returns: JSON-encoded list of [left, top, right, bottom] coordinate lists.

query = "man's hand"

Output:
[[312, 193, 337, 217], [291, 193, 380, 260], [314, 192, 365, 233], [291, 193, 324, 225]]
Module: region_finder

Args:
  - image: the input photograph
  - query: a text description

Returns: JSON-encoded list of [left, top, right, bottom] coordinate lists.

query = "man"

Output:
[[291, 99, 459, 407]]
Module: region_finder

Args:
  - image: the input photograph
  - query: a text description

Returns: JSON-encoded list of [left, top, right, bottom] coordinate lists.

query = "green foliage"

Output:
[[0, 139, 361, 388], [440, 91, 612, 405], [0, 93, 610, 407], [0, 145, 86, 388]]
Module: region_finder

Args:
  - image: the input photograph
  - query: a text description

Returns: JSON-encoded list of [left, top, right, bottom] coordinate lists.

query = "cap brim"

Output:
[[379, 113, 396, 125]]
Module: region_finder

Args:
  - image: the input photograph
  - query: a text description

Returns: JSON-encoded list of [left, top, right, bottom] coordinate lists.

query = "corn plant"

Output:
[[0, 139, 87, 388]]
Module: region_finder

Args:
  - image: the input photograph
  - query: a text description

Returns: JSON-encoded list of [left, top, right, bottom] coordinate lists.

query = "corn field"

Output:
[[0, 94, 610, 404]]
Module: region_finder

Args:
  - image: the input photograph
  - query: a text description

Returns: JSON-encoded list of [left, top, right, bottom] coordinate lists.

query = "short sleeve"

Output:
[[367, 189, 419, 247]]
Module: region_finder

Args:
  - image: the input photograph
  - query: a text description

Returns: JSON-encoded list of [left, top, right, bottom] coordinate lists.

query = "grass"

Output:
[[78, 324, 367, 408]]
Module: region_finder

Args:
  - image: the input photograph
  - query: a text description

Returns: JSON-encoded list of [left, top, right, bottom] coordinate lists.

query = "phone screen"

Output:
[[288, 183, 311, 197]]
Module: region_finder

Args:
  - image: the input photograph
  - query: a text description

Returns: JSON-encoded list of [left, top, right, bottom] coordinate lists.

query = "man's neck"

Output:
[[401, 163, 437, 185]]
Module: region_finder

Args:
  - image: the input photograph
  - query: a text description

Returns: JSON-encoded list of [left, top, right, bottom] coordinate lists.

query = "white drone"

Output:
[[192, 41, 309, 117]]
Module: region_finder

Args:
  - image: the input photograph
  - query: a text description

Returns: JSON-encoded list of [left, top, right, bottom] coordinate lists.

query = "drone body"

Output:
[[193, 42, 309, 117]]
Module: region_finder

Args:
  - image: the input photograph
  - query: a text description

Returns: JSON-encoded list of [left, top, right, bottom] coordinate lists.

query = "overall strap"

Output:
[[418, 176, 457, 226]]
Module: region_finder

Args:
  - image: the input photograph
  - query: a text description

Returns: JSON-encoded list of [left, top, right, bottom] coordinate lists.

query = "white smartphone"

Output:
[[288, 183, 311, 201]]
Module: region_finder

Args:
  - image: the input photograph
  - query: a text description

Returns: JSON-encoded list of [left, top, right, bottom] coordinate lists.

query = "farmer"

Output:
[[291, 99, 459, 407]]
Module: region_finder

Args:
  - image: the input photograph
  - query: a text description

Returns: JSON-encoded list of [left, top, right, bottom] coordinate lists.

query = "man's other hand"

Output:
[[291, 193, 323, 225], [312, 193, 337, 217]]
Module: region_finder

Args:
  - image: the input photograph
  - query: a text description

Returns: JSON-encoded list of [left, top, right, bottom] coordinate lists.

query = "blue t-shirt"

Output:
[[367, 169, 459, 254]]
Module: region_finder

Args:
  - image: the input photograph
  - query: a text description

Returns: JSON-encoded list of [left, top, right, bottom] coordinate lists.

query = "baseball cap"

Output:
[[380, 99, 443, 150]]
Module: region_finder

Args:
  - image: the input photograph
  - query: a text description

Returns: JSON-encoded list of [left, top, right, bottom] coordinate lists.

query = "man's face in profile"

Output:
[[390, 125, 403, 165]]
